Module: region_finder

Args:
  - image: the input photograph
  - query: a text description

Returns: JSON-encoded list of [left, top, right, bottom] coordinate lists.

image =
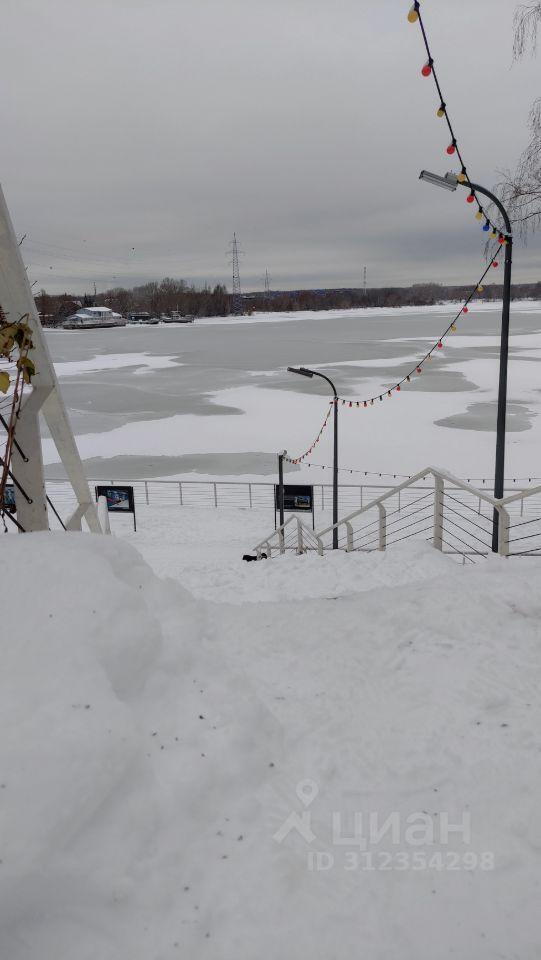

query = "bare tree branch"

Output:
[[495, 5, 541, 238], [497, 98, 541, 238], [513, 2, 541, 58]]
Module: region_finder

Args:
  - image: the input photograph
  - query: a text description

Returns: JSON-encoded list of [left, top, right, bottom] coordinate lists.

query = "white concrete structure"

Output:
[[0, 185, 101, 533]]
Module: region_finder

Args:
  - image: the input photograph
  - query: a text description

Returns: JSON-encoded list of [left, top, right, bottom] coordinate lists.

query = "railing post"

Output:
[[498, 507, 510, 557], [144, 481, 149, 505], [97, 495, 111, 534], [345, 521, 353, 552], [360, 485, 363, 509], [297, 519, 304, 555], [433, 476, 444, 551], [321, 486, 325, 510], [213, 482, 218, 507], [520, 496, 524, 518], [398, 489, 401, 512], [316, 536, 324, 557], [278, 529, 285, 554], [378, 503, 387, 551], [179, 482, 183, 505], [248, 483, 252, 508]]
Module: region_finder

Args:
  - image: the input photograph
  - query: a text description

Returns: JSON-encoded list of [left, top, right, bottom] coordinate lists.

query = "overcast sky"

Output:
[[2, 0, 540, 294]]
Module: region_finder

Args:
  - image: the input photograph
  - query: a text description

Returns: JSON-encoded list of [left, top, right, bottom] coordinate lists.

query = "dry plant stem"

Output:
[[0, 369, 25, 502]]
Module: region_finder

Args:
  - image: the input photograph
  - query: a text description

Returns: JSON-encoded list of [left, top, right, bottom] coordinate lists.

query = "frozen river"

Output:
[[43, 302, 541, 482]]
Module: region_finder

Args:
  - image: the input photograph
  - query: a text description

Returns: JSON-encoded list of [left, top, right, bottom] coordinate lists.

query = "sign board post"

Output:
[[95, 485, 136, 531], [274, 484, 315, 530]]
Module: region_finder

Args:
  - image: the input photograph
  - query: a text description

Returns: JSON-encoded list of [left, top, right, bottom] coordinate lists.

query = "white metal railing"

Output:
[[501, 484, 541, 557], [254, 515, 322, 559], [251, 467, 541, 563], [43, 476, 541, 517], [40, 474, 541, 552]]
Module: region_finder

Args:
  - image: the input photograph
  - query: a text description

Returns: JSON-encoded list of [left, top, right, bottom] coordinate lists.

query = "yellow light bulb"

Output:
[[475, 211, 483, 221], [477, 285, 484, 293], [408, 5, 419, 23], [457, 173, 467, 184], [437, 106, 445, 118], [451, 324, 457, 332], [490, 230, 497, 239]]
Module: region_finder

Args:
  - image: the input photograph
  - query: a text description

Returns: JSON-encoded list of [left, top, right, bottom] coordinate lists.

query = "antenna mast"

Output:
[[264, 269, 271, 300], [230, 233, 243, 315]]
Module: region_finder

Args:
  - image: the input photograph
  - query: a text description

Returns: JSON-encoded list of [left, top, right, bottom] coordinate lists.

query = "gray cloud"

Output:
[[2, 0, 539, 293]]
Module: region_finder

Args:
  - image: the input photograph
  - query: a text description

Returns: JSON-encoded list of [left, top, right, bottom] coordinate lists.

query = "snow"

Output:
[[2, 509, 541, 958], [195, 299, 541, 326], [53, 353, 180, 377]]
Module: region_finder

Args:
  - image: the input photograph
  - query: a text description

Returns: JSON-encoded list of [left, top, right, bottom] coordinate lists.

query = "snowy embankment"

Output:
[[1, 524, 540, 958]]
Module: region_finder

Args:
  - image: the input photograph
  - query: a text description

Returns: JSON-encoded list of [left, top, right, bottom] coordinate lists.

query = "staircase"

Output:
[[253, 467, 541, 563]]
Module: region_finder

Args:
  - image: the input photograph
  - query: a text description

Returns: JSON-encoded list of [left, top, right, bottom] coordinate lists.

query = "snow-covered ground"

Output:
[[2, 509, 541, 958]]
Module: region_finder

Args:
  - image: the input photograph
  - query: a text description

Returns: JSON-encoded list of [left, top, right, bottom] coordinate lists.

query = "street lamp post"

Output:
[[419, 170, 513, 553], [277, 449, 286, 529], [287, 366, 339, 548]]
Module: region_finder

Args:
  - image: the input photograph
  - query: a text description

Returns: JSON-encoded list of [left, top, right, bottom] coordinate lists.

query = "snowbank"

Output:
[[1, 529, 540, 958], [0, 533, 280, 959]]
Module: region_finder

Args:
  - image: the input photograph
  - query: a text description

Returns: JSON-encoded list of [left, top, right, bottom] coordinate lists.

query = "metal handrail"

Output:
[[253, 515, 320, 558], [250, 466, 535, 561], [315, 467, 509, 543]]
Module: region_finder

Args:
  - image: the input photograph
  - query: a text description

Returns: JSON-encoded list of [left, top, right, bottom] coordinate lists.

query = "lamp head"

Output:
[[419, 170, 458, 192], [288, 366, 314, 378]]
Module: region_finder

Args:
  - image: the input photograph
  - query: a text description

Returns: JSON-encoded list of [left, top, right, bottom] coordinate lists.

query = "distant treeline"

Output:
[[35, 277, 541, 325]]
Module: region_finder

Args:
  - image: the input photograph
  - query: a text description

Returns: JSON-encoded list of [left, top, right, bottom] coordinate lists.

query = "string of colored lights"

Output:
[[334, 246, 500, 408], [284, 3, 510, 469], [284, 402, 334, 466], [284, 461, 541, 485], [285, 250, 502, 467], [408, 1, 510, 243]]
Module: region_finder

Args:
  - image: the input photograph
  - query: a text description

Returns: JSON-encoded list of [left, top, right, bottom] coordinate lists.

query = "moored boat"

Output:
[[62, 307, 126, 330], [127, 312, 160, 325]]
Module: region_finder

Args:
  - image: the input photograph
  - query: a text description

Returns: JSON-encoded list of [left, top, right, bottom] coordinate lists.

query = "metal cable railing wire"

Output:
[[352, 508, 434, 551], [443, 491, 495, 526], [440, 523, 488, 558], [440, 535, 476, 564], [350, 498, 435, 545], [440, 504, 494, 548], [347, 491, 435, 545]]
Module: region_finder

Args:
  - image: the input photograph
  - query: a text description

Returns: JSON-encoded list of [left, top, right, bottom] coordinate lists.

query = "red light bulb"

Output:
[[466, 192, 475, 204], [446, 142, 456, 156], [416, 366, 422, 374], [437, 341, 443, 349], [493, 261, 499, 268], [421, 60, 432, 77], [463, 306, 469, 314], [396, 385, 401, 392]]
